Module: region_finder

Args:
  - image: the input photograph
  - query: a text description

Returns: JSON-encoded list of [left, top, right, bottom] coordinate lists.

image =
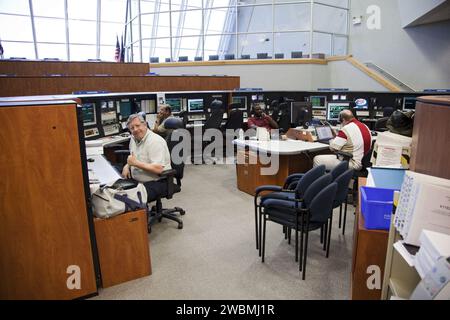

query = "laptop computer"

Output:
[[315, 125, 334, 144]]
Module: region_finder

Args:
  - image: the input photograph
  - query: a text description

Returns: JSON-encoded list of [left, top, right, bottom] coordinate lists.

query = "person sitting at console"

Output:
[[313, 109, 371, 171], [247, 105, 279, 131], [153, 104, 174, 138], [123, 113, 172, 202]]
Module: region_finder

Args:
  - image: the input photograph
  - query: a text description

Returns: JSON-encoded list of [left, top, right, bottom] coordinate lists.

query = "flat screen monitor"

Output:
[[166, 98, 182, 113], [232, 96, 247, 110], [120, 99, 132, 119], [332, 95, 339, 101], [81, 103, 96, 127], [291, 102, 312, 127], [310, 96, 327, 108], [354, 98, 369, 109], [188, 99, 204, 113], [340, 95, 347, 101], [327, 103, 350, 121], [403, 97, 417, 111]]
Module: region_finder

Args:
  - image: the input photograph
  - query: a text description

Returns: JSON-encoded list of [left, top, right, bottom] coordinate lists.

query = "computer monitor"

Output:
[[274, 53, 284, 59], [327, 102, 350, 121], [178, 56, 188, 62], [241, 54, 250, 59], [232, 96, 247, 110], [403, 97, 417, 111], [257, 53, 268, 59], [340, 95, 347, 101], [81, 103, 96, 127], [119, 99, 132, 119], [291, 51, 303, 58], [310, 96, 327, 108], [224, 54, 235, 60], [291, 102, 312, 127], [354, 98, 369, 109], [166, 98, 182, 113], [209, 55, 219, 61], [150, 57, 159, 63], [187, 99, 204, 113], [332, 95, 340, 101]]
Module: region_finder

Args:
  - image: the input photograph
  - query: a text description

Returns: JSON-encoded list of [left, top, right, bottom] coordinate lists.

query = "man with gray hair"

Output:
[[123, 112, 172, 202], [313, 109, 372, 171]]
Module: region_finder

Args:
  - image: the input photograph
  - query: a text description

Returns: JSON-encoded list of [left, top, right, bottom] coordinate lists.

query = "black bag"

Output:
[[386, 110, 415, 137]]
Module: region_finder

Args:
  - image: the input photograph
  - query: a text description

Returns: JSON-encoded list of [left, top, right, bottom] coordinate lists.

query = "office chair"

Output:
[[209, 55, 219, 61], [147, 117, 186, 231], [223, 103, 244, 131], [277, 102, 291, 133], [274, 53, 284, 59], [178, 56, 188, 62], [176, 110, 188, 129], [374, 117, 389, 132], [194, 56, 203, 61], [240, 54, 251, 59], [224, 54, 235, 60], [165, 58, 172, 62], [254, 165, 326, 255], [335, 140, 376, 207], [150, 57, 159, 63], [261, 174, 337, 279], [383, 106, 394, 117], [330, 169, 354, 240]]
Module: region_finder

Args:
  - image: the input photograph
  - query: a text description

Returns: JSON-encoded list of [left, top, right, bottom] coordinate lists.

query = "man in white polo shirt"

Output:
[[313, 109, 372, 171], [122, 112, 172, 201]]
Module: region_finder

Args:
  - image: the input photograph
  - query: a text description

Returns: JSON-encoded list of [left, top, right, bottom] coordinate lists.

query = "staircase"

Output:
[[364, 62, 416, 92]]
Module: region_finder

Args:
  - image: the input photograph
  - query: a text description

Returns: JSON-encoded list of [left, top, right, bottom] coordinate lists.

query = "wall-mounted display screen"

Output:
[[81, 103, 96, 127], [166, 98, 182, 113], [327, 103, 350, 121], [310, 96, 327, 108], [188, 99, 204, 113], [354, 98, 369, 109], [232, 96, 247, 110]]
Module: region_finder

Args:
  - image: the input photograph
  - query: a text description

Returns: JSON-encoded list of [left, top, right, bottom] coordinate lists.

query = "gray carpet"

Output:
[[92, 163, 354, 300]]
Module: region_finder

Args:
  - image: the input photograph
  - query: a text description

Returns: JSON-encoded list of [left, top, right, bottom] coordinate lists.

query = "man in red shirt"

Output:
[[313, 110, 372, 170], [247, 105, 279, 131]]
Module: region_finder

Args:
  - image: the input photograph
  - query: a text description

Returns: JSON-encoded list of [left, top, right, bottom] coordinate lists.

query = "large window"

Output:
[[0, 0, 348, 62]]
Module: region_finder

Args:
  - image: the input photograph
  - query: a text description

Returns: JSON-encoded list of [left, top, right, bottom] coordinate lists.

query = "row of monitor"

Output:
[[308, 95, 417, 111]]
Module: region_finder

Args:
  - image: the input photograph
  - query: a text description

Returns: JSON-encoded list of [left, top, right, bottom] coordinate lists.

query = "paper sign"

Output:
[[375, 144, 403, 167]]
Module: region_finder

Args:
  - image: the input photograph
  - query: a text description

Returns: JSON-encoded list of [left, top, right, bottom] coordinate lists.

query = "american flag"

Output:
[[114, 35, 120, 62], [120, 35, 125, 63]]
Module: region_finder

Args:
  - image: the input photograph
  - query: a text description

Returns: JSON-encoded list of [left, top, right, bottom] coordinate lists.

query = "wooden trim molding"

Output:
[[150, 58, 328, 68], [346, 57, 402, 92]]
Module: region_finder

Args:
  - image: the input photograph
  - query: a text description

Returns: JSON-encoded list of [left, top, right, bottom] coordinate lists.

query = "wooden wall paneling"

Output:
[[0, 103, 97, 299], [0, 75, 240, 97], [0, 61, 149, 76], [410, 96, 450, 179]]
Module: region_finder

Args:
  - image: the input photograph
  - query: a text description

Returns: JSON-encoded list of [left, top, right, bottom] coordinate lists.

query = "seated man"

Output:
[[122, 113, 172, 202], [313, 109, 371, 171], [153, 105, 174, 138], [247, 105, 279, 131]]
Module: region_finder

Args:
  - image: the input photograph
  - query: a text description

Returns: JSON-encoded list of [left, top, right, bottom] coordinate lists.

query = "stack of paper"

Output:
[[415, 230, 450, 279], [395, 171, 450, 246]]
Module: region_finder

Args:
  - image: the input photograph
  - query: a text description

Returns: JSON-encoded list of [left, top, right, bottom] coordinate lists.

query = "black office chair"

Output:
[[261, 174, 337, 279], [374, 117, 389, 132], [277, 102, 291, 133], [224, 54, 235, 60], [383, 107, 394, 117], [291, 51, 303, 58], [194, 56, 203, 61], [147, 117, 186, 231], [335, 140, 376, 207], [150, 57, 159, 63], [223, 106, 244, 131], [177, 110, 188, 128], [274, 53, 284, 59], [240, 54, 250, 59]]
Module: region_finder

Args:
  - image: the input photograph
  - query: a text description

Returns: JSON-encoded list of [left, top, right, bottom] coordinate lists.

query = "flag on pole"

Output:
[[120, 35, 125, 63], [0, 38, 4, 59], [114, 35, 120, 62]]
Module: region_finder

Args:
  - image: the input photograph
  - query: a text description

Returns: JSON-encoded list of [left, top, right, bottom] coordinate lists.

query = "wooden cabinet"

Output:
[[94, 210, 152, 288], [351, 178, 389, 300], [0, 101, 98, 299], [410, 96, 450, 179]]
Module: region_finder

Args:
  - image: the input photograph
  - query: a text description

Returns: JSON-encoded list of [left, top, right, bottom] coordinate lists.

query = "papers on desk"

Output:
[[395, 171, 450, 246], [87, 154, 121, 186], [86, 139, 104, 156]]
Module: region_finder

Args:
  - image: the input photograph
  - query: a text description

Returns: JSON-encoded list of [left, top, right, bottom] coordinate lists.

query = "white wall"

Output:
[[328, 60, 387, 91], [349, 0, 450, 91]]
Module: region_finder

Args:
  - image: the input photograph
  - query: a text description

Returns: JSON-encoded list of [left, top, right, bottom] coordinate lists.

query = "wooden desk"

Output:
[[233, 139, 330, 195], [94, 209, 151, 288], [351, 178, 389, 300]]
